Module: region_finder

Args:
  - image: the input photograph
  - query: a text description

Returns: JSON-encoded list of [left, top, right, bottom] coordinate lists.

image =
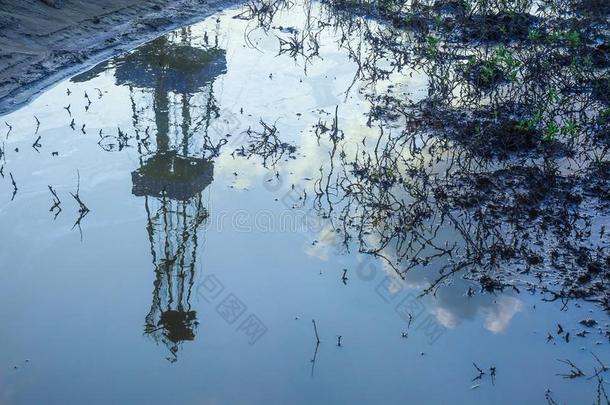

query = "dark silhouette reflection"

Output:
[[75, 28, 226, 361], [139, 166, 212, 363], [132, 153, 214, 200], [229, 0, 610, 313]]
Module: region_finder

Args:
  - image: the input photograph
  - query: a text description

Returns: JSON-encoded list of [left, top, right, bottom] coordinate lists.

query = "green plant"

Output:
[[491, 46, 522, 82], [426, 36, 440, 57], [528, 29, 541, 42], [517, 111, 542, 131], [544, 121, 560, 141], [561, 120, 579, 137], [566, 31, 580, 47]]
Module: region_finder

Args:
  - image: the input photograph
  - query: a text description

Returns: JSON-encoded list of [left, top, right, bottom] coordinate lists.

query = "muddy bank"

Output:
[[0, 0, 236, 115]]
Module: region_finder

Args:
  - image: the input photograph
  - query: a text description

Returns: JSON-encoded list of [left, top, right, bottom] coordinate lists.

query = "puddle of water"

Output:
[[0, 2, 608, 404]]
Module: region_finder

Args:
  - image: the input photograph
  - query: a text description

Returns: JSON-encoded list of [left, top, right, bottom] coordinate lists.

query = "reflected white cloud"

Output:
[[483, 295, 524, 333]]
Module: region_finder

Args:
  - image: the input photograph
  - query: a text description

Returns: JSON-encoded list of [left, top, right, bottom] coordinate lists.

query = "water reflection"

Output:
[[0, 2, 609, 403], [139, 160, 212, 362], [65, 0, 610, 345], [74, 28, 225, 361]]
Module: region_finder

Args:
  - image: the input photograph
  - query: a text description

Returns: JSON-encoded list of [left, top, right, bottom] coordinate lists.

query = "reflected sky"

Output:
[[0, 2, 608, 404]]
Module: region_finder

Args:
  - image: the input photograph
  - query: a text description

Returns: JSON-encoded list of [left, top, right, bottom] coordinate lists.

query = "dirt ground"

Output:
[[0, 0, 233, 115]]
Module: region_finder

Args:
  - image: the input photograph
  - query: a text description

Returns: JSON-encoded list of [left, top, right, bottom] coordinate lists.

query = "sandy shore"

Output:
[[0, 0, 234, 115]]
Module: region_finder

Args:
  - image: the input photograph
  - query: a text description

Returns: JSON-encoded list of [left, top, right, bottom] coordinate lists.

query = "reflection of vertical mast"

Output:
[[73, 32, 227, 361], [181, 93, 191, 156], [143, 190, 205, 362], [130, 32, 223, 361], [154, 78, 170, 153]]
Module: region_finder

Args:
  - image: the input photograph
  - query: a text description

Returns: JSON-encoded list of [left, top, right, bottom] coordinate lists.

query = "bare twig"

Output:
[[69, 170, 89, 239], [9, 172, 17, 200], [310, 339, 319, 377], [70, 170, 90, 214], [590, 352, 609, 374], [545, 390, 559, 405], [557, 359, 586, 379], [32, 135, 42, 152], [472, 362, 485, 381], [48, 185, 62, 219], [312, 319, 320, 344], [595, 371, 609, 405]]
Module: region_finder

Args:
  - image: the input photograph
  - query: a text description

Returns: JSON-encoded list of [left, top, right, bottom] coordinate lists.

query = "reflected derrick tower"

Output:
[[75, 28, 226, 361]]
